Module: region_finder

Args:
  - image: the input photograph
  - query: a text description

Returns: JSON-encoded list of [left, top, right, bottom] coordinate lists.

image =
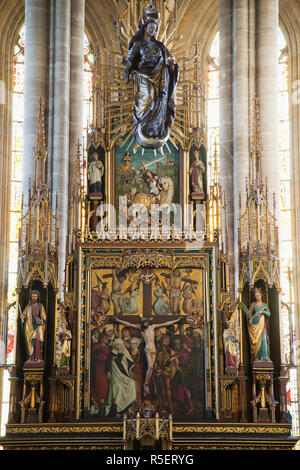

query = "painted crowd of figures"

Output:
[[90, 324, 205, 418]]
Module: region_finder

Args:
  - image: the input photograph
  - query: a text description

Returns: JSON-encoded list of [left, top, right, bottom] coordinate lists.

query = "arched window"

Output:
[[207, 32, 219, 185], [83, 32, 94, 190], [6, 25, 25, 365], [0, 24, 25, 436], [83, 33, 94, 132]]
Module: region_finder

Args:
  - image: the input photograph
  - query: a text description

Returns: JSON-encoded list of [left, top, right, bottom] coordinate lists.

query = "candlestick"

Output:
[[136, 412, 140, 439], [123, 414, 127, 441]]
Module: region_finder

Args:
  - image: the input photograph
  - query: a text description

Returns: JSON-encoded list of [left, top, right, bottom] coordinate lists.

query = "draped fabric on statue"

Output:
[[223, 330, 238, 367], [21, 304, 46, 359], [128, 38, 179, 148], [247, 303, 271, 361]]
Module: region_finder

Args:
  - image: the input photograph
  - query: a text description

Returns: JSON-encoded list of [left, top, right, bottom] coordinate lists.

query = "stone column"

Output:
[[69, 0, 85, 200], [23, 0, 48, 203], [232, 0, 249, 291], [256, 0, 280, 213], [52, 0, 71, 294], [47, 0, 56, 194], [248, 0, 256, 119], [219, 0, 235, 294]]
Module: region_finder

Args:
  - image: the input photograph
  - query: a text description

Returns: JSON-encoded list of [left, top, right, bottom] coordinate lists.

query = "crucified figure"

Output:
[[115, 317, 181, 395]]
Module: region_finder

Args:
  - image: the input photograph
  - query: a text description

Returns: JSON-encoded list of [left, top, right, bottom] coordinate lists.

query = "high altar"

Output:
[[1, 1, 297, 451]]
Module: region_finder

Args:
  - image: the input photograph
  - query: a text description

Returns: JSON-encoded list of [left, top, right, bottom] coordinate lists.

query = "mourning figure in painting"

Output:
[[154, 334, 177, 416], [105, 338, 137, 415], [91, 332, 110, 408], [171, 336, 194, 415], [129, 337, 144, 409]]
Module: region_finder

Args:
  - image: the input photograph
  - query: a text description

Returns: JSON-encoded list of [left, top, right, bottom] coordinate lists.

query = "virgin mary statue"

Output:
[[121, 3, 179, 149]]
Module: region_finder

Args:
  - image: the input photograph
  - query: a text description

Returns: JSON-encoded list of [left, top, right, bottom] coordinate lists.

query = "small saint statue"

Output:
[[59, 322, 72, 368], [223, 319, 239, 369], [87, 151, 104, 198], [189, 147, 205, 196], [238, 288, 271, 363], [20, 290, 46, 363]]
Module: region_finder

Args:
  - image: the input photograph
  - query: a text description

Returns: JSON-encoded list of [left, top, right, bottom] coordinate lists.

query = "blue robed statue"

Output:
[[239, 288, 271, 362]]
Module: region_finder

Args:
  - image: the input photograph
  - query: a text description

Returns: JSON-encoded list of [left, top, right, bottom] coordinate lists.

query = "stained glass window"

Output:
[[207, 32, 220, 186], [83, 33, 94, 132], [6, 26, 25, 367], [83, 33, 94, 189], [0, 25, 25, 436]]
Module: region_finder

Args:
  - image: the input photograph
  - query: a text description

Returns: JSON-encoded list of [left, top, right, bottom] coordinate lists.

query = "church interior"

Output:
[[0, 0, 300, 450]]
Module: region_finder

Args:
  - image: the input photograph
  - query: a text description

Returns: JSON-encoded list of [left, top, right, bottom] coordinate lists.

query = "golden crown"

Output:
[[145, 1, 160, 22]]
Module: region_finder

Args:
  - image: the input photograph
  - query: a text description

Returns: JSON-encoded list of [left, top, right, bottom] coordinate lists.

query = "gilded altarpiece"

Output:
[[77, 247, 218, 422]]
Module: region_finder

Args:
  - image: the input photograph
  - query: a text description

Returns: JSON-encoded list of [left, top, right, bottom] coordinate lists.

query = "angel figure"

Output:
[[123, 279, 141, 315], [153, 280, 171, 315]]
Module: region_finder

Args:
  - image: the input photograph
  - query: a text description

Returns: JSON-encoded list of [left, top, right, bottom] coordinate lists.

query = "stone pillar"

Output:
[[69, 0, 85, 199], [256, 0, 280, 214], [52, 0, 71, 294], [219, 0, 235, 294], [23, 0, 48, 204], [248, 0, 256, 119], [47, 0, 56, 193], [232, 0, 249, 292]]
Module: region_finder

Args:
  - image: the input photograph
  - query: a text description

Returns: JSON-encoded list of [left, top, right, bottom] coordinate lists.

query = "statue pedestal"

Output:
[[219, 375, 239, 422], [191, 192, 205, 201], [251, 362, 277, 423], [48, 367, 76, 422], [276, 365, 291, 423], [20, 363, 45, 424]]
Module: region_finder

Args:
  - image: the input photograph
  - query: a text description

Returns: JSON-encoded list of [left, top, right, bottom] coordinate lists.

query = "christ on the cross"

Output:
[[115, 316, 181, 395]]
